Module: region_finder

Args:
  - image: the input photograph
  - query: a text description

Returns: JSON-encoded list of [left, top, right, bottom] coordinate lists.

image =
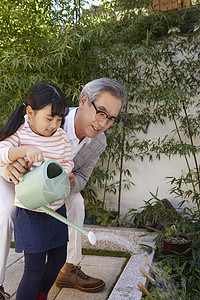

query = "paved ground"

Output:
[[4, 248, 126, 300], [4, 226, 156, 300]]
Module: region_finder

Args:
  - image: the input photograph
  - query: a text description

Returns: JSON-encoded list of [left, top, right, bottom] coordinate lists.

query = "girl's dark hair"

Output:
[[0, 82, 68, 141]]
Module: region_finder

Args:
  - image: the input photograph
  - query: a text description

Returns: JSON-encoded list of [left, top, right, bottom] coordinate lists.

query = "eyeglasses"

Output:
[[91, 102, 119, 123]]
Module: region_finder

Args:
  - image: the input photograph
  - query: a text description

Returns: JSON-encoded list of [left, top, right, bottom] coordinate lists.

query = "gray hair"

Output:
[[79, 77, 127, 105]]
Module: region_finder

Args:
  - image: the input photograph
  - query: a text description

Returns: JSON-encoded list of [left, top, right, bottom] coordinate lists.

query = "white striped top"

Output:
[[0, 121, 74, 211]]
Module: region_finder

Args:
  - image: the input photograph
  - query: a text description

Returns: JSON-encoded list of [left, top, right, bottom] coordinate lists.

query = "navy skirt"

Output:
[[14, 205, 68, 253]]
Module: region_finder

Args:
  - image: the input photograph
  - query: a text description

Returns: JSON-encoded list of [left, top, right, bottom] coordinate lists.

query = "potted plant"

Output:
[[162, 224, 191, 255]]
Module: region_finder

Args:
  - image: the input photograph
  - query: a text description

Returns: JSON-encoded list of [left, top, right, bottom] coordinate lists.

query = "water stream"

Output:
[[93, 231, 151, 255]]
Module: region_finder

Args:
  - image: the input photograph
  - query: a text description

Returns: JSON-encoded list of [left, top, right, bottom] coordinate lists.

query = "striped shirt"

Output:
[[0, 121, 73, 211]]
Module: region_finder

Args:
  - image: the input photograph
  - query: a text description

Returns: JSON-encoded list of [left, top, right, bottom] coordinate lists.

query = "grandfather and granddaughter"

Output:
[[0, 78, 126, 300]]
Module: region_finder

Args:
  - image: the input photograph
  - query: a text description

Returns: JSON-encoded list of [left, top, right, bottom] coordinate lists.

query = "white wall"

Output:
[[102, 119, 199, 217]]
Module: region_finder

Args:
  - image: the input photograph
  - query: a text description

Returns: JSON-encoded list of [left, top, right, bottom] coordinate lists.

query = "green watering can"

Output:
[[15, 160, 96, 245]]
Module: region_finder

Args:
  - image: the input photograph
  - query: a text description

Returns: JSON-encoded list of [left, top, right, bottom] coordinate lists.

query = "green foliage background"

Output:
[[1, 0, 200, 213]]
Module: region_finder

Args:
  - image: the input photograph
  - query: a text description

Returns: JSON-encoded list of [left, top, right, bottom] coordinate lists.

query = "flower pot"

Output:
[[162, 234, 191, 255]]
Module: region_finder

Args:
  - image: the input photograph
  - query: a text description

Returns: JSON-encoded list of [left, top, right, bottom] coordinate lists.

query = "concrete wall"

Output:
[[100, 118, 199, 218]]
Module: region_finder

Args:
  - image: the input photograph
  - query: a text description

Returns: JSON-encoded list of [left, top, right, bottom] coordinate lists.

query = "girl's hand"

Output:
[[26, 146, 43, 168]]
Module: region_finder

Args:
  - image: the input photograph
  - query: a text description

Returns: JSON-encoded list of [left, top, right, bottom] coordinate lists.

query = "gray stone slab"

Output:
[[55, 288, 107, 300], [82, 255, 125, 268], [108, 253, 152, 300], [6, 248, 24, 268], [108, 234, 156, 300], [4, 256, 24, 298]]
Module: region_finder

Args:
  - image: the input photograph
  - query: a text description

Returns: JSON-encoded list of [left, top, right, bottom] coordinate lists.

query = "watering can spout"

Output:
[[88, 231, 96, 245]]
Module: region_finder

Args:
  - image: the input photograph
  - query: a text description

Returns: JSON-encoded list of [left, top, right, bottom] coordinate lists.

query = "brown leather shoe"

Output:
[[56, 262, 105, 293]]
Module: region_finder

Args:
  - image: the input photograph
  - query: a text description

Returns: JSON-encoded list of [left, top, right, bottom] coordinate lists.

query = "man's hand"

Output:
[[68, 173, 75, 190], [5, 158, 28, 184]]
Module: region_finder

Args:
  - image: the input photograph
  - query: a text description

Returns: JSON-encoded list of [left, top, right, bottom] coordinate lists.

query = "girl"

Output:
[[0, 82, 73, 300]]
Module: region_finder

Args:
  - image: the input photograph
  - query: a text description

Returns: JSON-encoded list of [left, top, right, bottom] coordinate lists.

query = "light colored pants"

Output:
[[0, 177, 15, 285], [0, 175, 85, 285], [65, 193, 85, 265]]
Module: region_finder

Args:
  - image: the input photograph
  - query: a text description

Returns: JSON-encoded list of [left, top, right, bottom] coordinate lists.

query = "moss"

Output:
[[82, 248, 131, 258], [10, 241, 15, 248]]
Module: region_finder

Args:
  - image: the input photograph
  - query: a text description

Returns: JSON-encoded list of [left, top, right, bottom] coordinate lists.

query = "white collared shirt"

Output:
[[63, 108, 91, 159]]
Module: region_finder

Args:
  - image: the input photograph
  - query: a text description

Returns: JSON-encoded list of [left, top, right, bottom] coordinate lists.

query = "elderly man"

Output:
[[0, 77, 126, 299]]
